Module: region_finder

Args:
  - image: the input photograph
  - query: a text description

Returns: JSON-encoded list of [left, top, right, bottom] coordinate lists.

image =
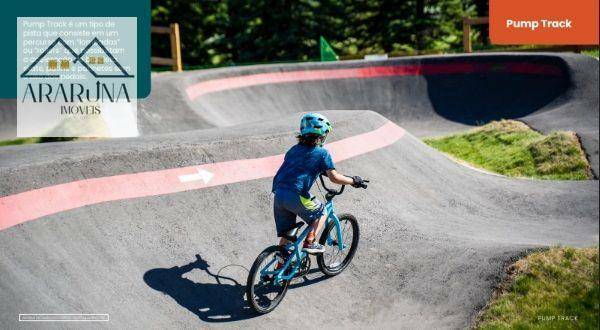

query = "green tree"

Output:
[[152, 0, 230, 66], [151, 0, 481, 67]]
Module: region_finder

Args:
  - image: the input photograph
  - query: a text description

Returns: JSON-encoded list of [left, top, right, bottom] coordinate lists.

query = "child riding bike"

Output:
[[272, 113, 368, 256]]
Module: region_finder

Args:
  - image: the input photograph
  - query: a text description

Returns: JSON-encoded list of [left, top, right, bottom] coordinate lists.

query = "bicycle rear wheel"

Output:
[[246, 246, 290, 314], [317, 213, 359, 276]]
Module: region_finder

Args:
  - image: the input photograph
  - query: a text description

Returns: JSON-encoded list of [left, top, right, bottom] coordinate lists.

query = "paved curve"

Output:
[[0, 53, 598, 329], [140, 53, 598, 174]]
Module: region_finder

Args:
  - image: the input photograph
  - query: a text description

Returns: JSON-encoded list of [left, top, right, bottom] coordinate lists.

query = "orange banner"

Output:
[[490, 0, 599, 45]]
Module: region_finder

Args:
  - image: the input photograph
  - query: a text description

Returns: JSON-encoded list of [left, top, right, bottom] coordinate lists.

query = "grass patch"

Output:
[[423, 120, 592, 180], [0, 137, 41, 147], [0, 137, 77, 147], [475, 247, 599, 330], [582, 48, 599, 59]]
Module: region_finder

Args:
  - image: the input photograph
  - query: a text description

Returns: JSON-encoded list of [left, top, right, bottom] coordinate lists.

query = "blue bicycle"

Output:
[[246, 175, 361, 314]]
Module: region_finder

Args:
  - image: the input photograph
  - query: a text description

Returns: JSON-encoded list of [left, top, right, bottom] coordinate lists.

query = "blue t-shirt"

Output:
[[272, 144, 336, 197]]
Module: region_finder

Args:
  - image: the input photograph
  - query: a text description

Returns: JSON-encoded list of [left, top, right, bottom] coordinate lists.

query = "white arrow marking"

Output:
[[178, 168, 214, 184]]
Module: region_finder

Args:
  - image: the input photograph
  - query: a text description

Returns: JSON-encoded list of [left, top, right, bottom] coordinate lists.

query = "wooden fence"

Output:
[[462, 17, 489, 53], [151, 23, 182, 71]]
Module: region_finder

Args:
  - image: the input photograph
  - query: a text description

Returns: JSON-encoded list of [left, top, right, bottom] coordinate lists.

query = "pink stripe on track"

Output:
[[186, 62, 563, 100], [0, 122, 405, 231]]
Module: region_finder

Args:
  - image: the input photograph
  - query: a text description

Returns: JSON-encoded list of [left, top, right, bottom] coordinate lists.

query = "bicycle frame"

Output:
[[259, 197, 345, 283]]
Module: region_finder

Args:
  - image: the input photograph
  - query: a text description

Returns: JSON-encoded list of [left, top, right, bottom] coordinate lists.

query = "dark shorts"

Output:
[[273, 189, 324, 235]]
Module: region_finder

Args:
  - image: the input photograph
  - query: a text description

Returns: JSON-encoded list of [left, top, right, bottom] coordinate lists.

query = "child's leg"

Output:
[[306, 212, 327, 244], [274, 192, 297, 246], [275, 238, 290, 269]]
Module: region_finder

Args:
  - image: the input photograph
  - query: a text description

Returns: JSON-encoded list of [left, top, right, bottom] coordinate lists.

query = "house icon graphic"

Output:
[[21, 37, 134, 79]]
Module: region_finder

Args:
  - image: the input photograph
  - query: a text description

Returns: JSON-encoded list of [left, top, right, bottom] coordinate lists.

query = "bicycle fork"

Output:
[[324, 203, 345, 250]]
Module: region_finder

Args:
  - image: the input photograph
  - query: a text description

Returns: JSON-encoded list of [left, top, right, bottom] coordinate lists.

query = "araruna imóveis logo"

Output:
[[17, 17, 138, 138], [20, 37, 134, 104]]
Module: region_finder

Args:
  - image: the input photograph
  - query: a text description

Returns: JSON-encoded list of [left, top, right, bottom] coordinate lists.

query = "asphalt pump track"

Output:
[[0, 53, 598, 328]]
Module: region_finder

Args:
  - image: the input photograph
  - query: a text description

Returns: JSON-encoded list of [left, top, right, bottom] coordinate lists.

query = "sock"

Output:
[[305, 233, 315, 245]]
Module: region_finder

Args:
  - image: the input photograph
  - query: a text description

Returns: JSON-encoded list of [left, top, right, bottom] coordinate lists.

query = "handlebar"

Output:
[[319, 174, 345, 198]]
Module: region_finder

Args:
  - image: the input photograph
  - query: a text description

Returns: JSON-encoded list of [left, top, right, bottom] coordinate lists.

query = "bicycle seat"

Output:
[[277, 222, 304, 242]]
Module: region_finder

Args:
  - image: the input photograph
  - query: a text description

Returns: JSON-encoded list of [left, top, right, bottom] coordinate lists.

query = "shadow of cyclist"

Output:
[[144, 254, 255, 322], [144, 254, 331, 322]]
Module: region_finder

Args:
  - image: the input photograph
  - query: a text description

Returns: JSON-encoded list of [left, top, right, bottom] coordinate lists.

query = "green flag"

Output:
[[320, 36, 339, 62]]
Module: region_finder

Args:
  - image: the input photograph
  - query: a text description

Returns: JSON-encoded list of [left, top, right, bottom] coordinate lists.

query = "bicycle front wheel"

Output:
[[317, 213, 360, 276], [246, 245, 290, 314]]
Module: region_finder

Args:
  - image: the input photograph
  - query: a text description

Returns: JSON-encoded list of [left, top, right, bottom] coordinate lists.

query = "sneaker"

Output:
[[303, 242, 325, 254]]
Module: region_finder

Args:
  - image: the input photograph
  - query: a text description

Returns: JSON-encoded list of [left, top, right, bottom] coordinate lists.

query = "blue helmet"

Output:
[[300, 113, 332, 137]]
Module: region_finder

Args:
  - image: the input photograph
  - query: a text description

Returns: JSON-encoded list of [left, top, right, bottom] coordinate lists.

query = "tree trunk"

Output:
[[415, 0, 425, 50], [475, 0, 489, 44]]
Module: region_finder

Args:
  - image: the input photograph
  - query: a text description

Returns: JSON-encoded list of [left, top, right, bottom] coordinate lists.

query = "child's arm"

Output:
[[326, 169, 355, 185], [322, 150, 368, 188]]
